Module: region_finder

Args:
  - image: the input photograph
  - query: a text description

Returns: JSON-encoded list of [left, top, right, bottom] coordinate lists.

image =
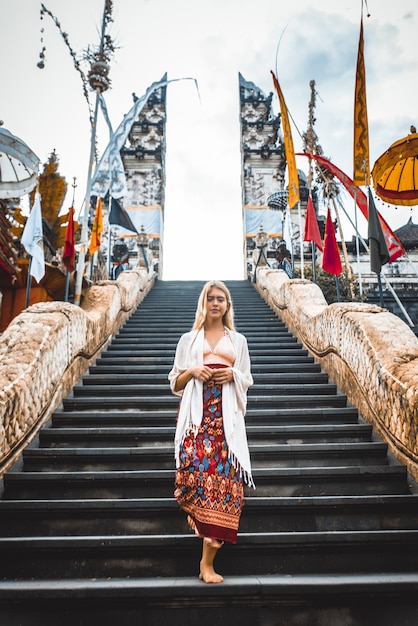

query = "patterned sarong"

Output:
[[174, 367, 244, 544]]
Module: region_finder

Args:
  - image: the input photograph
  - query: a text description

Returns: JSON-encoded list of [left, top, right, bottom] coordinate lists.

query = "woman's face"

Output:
[[206, 287, 229, 323]]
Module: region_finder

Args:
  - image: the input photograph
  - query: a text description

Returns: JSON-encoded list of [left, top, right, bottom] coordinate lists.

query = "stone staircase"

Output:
[[0, 279, 418, 625]]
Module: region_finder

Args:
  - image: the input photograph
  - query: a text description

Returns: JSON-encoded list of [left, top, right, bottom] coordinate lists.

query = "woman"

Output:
[[168, 280, 254, 584]]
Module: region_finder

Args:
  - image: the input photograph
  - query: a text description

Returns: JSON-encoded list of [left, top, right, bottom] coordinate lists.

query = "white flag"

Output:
[[91, 76, 199, 199], [21, 191, 45, 283], [92, 77, 168, 198], [282, 208, 293, 254]]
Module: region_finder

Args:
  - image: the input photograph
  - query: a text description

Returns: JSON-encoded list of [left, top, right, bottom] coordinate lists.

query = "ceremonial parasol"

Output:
[[0, 127, 40, 199], [372, 130, 418, 206], [267, 190, 288, 210]]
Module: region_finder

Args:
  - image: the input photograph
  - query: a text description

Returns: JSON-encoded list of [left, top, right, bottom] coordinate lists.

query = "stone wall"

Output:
[[254, 267, 418, 482], [0, 269, 155, 476]]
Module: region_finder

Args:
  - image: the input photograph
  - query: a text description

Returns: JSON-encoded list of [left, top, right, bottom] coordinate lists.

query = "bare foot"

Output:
[[199, 535, 224, 583], [199, 566, 224, 584]]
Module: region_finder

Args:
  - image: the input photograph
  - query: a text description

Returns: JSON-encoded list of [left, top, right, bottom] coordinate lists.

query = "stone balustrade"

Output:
[[255, 267, 418, 482], [0, 269, 155, 476]]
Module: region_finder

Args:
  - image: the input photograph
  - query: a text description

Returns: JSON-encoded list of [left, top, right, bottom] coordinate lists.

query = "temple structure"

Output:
[[239, 73, 285, 274], [238, 73, 309, 276], [118, 76, 168, 278]]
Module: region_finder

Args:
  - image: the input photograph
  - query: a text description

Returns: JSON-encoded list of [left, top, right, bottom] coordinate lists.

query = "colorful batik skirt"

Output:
[[174, 371, 244, 544]]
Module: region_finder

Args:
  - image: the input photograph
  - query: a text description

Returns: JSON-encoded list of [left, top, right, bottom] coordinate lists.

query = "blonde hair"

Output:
[[193, 280, 235, 330]]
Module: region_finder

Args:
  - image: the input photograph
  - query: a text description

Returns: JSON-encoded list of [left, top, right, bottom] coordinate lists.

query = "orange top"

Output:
[[203, 332, 235, 366]]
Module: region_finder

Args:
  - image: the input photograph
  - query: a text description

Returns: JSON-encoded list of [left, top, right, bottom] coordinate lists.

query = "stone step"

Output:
[[111, 334, 297, 344], [100, 346, 307, 357], [82, 371, 330, 386], [116, 328, 290, 338], [21, 442, 389, 471], [39, 423, 373, 447], [129, 308, 277, 315], [3, 466, 408, 499], [122, 322, 284, 332], [124, 317, 281, 327], [63, 394, 348, 412], [0, 573, 416, 626], [89, 362, 322, 375], [95, 353, 316, 366], [51, 406, 361, 427], [1, 494, 418, 536], [0, 530, 417, 579], [71, 383, 338, 398]]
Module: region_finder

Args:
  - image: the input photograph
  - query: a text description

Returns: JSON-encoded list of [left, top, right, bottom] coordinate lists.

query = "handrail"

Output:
[[254, 267, 418, 482], [0, 269, 155, 477]]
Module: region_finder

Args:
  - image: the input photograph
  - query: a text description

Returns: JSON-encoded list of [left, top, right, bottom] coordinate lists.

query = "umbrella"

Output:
[[267, 190, 288, 211], [0, 127, 40, 199], [372, 131, 418, 206]]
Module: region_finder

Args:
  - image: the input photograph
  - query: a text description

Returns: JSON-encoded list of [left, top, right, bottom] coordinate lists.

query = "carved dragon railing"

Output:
[[0, 269, 155, 476], [255, 267, 418, 482]]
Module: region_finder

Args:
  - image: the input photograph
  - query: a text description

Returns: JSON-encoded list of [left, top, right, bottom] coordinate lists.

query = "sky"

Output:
[[1, 0, 417, 280]]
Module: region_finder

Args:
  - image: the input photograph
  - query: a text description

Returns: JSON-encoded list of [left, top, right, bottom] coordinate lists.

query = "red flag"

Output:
[[303, 194, 323, 251], [322, 206, 342, 276], [63, 207, 75, 272], [89, 197, 103, 256], [296, 152, 405, 262]]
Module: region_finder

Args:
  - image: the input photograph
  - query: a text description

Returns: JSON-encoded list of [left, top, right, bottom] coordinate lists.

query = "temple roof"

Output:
[[395, 217, 418, 249]]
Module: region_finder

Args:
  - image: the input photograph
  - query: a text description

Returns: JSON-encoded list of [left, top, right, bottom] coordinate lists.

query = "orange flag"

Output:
[[353, 18, 370, 186], [63, 207, 75, 272], [303, 194, 323, 251], [271, 70, 300, 209], [89, 196, 103, 255], [322, 206, 342, 276]]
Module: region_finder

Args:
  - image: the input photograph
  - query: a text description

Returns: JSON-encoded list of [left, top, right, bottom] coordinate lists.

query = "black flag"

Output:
[[109, 197, 138, 234], [368, 187, 389, 274]]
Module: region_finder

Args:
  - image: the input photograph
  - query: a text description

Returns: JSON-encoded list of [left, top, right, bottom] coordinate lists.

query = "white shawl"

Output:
[[168, 328, 255, 488]]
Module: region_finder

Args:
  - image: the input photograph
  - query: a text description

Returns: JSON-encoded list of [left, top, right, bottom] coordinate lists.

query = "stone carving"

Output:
[[125, 169, 161, 207], [254, 267, 418, 482], [241, 103, 265, 123], [244, 171, 265, 205], [0, 270, 155, 474]]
